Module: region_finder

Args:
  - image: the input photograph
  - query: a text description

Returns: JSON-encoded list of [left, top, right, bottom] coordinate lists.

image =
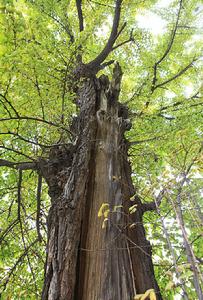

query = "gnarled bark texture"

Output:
[[41, 65, 162, 300]]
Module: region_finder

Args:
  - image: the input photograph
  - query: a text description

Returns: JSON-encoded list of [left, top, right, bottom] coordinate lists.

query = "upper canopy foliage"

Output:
[[0, 0, 202, 299]]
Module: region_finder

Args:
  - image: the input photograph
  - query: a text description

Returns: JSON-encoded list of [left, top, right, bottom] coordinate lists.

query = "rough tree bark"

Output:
[[41, 64, 162, 300]]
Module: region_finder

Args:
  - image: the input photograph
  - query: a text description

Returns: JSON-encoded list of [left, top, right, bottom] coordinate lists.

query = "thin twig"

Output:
[[36, 174, 42, 242], [0, 93, 20, 117], [0, 116, 73, 135], [1, 239, 39, 292], [17, 170, 22, 221], [153, 58, 196, 91], [0, 145, 35, 161]]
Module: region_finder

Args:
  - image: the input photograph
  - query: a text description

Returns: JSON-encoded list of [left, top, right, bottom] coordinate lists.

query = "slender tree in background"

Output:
[[0, 0, 202, 299]]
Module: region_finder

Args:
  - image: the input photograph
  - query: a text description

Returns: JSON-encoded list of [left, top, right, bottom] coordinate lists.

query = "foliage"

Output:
[[134, 288, 156, 300], [0, 0, 202, 299]]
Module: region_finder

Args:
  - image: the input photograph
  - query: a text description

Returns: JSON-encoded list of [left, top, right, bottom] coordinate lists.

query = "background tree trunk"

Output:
[[41, 65, 162, 300]]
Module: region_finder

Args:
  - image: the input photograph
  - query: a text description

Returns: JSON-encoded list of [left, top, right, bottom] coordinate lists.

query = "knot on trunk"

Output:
[[39, 144, 75, 200]]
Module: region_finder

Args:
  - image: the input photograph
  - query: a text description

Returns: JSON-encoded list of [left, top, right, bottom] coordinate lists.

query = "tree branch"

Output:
[[89, 0, 114, 8], [158, 0, 183, 64], [114, 21, 126, 39], [153, 58, 196, 91], [36, 174, 42, 242], [40, 8, 74, 43], [0, 131, 50, 148], [0, 132, 71, 150], [0, 159, 38, 170], [151, 0, 183, 91], [86, 0, 123, 69], [60, 66, 69, 125], [0, 93, 20, 117], [125, 79, 148, 105], [76, 0, 84, 32], [100, 59, 115, 69], [112, 28, 134, 51], [129, 136, 163, 146], [142, 190, 165, 213], [0, 116, 73, 135], [0, 99, 12, 117], [1, 239, 39, 292], [159, 91, 201, 112], [17, 170, 22, 221], [0, 219, 19, 245], [0, 145, 35, 161]]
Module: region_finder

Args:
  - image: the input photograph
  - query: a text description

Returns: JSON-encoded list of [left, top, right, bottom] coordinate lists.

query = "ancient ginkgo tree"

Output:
[[0, 0, 202, 299]]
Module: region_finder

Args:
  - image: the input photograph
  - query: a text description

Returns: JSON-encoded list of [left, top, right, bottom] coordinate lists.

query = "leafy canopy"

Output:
[[0, 0, 202, 299]]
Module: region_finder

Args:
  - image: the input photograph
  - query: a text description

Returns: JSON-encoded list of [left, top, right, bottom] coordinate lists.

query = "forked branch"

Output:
[[0, 93, 20, 117], [151, 0, 183, 91], [87, 0, 122, 68], [113, 29, 134, 50], [74, 0, 134, 77]]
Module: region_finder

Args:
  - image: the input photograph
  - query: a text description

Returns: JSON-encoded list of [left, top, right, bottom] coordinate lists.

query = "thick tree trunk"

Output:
[[41, 65, 162, 300]]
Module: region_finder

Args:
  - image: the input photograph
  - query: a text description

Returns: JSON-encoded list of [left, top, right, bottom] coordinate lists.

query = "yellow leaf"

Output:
[[113, 205, 123, 212], [134, 289, 156, 300], [141, 289, 150, 300], [98, 203, 109, 217], [134, 294, 143, 300], [102, 218, 108, 229], [103, 209, 110, 218], [149, 289, 157, 300], [129, 204, 137, 214], [130, 196, 135, 201]]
